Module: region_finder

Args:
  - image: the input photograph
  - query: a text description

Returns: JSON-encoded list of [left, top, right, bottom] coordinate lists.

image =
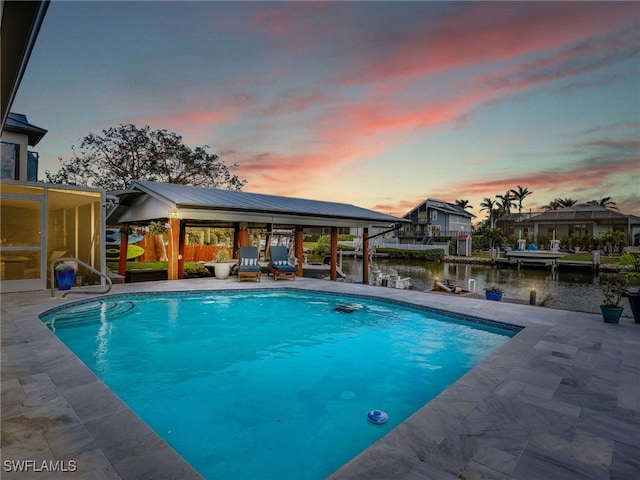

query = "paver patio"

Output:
[[2, 277, 639, 479]]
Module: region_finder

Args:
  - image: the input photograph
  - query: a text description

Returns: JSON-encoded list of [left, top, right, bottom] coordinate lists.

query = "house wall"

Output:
[[447, 213, 472, 233], [1, 131, 28, 181], [525, 219, 634, 244]]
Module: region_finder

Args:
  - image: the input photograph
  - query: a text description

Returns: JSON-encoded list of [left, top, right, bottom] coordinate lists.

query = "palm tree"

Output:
[[496, 191, 516, 216], [455, 199, 473, 210], [509, 185, 533, 214], [542, 199, 560, 211], [480, 197, 497, 228], [543, 197, 577, 210], [558, 197, 578, 208], [542, 197, 578, 210], [588, 197, 617, 209]]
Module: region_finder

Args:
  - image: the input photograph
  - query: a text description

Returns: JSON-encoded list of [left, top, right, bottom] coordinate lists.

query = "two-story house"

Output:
[[397, 198, 474, 245]]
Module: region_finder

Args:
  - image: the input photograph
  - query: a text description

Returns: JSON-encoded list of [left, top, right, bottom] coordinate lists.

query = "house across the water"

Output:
[[397, 198, 474, 246], [496, 204, 640, 247]]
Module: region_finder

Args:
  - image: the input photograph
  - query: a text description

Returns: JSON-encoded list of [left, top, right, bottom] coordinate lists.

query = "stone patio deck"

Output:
[[2, 277, 639, 479]]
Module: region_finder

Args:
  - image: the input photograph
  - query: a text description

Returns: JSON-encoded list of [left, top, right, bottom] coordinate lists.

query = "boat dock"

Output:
[[493, 251, 601, 272]]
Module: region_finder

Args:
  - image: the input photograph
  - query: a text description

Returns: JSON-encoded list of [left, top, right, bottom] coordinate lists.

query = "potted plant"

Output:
[[55, 262, 77, 290], [619, 252, 640, 323], [213, 248, 231, 280], [598, 275, 626, 323], [147, 221, 168, 261], [484, 285, 503, 301]]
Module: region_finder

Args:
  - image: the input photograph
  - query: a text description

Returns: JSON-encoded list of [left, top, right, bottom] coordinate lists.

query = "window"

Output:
[[27, 151, 38, 181], [1, 142, 19, 180]]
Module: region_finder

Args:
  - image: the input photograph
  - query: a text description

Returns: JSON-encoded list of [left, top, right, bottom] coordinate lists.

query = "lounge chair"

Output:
[[387, 268, 411, 289], [268, 246, 297, 280], [237, 246, 261, 282]]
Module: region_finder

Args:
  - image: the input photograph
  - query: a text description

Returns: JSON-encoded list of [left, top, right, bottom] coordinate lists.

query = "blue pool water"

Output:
[[41, 290, 516, 479]]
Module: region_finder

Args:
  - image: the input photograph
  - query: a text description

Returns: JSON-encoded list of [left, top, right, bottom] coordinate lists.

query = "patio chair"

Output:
[[387, 268, 411, 289], [237, 246, 261, 282], [268, 245, 297, 281]]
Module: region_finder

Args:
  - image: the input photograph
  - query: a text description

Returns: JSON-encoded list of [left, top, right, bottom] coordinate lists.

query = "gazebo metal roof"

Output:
[[107, 180, 409, 228]]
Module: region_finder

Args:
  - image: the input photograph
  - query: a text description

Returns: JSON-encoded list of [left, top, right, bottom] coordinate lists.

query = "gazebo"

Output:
[[106, 180, 409, 282]]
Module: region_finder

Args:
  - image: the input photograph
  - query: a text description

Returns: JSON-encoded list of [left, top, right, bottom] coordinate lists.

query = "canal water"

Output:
[[339, 257, 638, 319]]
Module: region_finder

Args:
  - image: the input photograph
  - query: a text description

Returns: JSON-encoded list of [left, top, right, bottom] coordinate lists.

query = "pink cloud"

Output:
[[142, 111, 228, 130], [125, 3, 639, 220], [386, 155, 639, 219], [140, 3, 638, 185], [249, 2, 337, 55], [259, 92, 330, 117], [338, 2, 638, 87]]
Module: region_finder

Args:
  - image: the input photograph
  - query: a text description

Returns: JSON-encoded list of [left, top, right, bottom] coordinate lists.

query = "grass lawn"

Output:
[[471, 251, 620, 264]]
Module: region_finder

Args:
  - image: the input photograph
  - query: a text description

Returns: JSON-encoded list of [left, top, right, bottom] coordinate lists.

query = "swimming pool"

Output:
[[41, 289, 517, 479]]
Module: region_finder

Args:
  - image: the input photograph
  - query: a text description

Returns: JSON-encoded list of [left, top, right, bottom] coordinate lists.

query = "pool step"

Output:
[[44, 300, 135, 329]]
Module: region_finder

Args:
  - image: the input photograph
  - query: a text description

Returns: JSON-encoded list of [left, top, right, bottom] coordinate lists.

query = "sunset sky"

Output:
[[12, 1, 640, 221]]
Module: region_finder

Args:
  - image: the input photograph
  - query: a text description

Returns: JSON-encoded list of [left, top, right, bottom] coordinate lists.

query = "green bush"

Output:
[[183, 263, 212, 278], [316, 234, 355, 244], [314, 234, 356, 256], [376, 248, 445, 262]]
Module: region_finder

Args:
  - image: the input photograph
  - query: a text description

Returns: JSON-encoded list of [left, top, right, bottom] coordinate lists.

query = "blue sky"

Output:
[[13, 1, 640, 220]]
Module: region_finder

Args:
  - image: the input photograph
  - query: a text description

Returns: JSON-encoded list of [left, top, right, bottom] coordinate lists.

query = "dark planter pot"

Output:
[[55, 270, 75, 290], [600, 305, 623, 324], [125, 269, 168, 283], [626, 293, 640, 323], [485, 291, 503, 302]]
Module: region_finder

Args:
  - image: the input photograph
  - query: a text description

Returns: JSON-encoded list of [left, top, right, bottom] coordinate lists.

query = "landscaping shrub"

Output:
[[376, 247, 445, 262], [314, 234, 356, 256]]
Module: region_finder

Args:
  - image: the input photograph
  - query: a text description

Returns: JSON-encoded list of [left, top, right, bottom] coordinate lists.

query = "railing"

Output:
[[396, 227, 465, 239], [50, 257, 112, 299]]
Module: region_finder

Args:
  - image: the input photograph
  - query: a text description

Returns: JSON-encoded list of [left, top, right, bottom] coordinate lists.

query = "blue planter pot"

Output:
[[485, 291, 503, 301], [600, 305, 623, 324], [56, 270, 75, 290]]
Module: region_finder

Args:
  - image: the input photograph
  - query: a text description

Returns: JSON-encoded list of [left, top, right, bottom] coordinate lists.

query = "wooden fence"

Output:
[[135, 235, 228, 262]]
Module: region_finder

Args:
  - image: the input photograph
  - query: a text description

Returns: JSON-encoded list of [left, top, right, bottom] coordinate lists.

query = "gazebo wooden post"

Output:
[[235, 222, 249, 258], [117, 224, 129, 277], [295, 226, 304, 277], [167, 217, 181, 280], [330, 227, 338, 281], [233, 224, 240, 258], [265, 223, 273, 259], [362, 227, 369, 285], [177, 220, 186, 280]]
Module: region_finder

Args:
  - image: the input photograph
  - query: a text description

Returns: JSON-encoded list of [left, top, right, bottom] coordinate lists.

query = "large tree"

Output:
[[455, 199, 473, 210], [479, 197, 497, 228], [542, 197, 578, 210], [496, 191, 516, 216], [509, 185, 533, 214], [45, 124, 247, 191], [588, 197, 617, 209]]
